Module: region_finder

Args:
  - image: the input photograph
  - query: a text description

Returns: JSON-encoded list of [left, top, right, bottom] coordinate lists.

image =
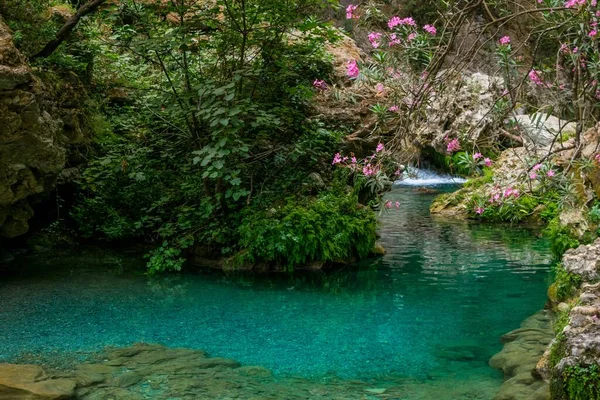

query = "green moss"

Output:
[[553, 263, 583, 303], [549, 333, 567, 368], [553, 306, 571, 335]]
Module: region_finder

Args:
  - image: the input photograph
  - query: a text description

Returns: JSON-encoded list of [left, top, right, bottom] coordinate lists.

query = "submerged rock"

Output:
[[0, 364, 76, 399], [489, 311, 553, 400]]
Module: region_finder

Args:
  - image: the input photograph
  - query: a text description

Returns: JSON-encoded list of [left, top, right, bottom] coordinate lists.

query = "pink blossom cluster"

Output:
[[313, 79, 328, 90], [384, 201, 401, 209], [498, 36, 511, 45], [565, 0, 586, 8], [331, 148, 388, 178], [595, 153, 600, 163], [362, 164, 380, 176], [347, 60, 360, 78], [346, 4, 358, 19], [423, 24, 437, 36], [388, 34, 401, 47], [368, 32, 383, 48], [489, 185, 520, 204], [446, 138, 461, 153], [528, 69, 544, 86], [388, 16, 416, 29]]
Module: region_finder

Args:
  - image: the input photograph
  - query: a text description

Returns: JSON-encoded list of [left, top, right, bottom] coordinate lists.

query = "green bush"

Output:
[[236, 193, 377, 270], [545, 218, 580, 259], [552, 263, 583, 303]]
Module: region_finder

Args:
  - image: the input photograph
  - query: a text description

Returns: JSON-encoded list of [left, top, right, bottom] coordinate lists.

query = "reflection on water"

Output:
[[0, 187, 552, 398]]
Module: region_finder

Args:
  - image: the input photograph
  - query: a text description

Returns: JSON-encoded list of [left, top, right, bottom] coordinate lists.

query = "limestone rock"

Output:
[[489, 311, 553, 400], [419, 71, 504, 153], [0, 17, 68, 238], [324, 31, 363, 81], [0, 364, 76, 399], [562, 238, 600, 281], [511, 113, 576, 149]]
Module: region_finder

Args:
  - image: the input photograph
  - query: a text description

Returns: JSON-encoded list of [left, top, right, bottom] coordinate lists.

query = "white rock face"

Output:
[[420, 71, 504, 152], [563, 239, 600, 281], [511, 113, 576, 148]]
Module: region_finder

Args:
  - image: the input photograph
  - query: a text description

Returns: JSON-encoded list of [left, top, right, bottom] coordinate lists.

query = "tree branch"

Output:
[[33, 0, 108, 59]]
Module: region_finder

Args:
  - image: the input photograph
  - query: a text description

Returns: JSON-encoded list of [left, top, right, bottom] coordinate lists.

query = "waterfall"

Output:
[[393, 168, 467, 187]]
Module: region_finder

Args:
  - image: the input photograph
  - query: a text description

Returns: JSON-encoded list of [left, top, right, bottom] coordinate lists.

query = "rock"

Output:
[[418, 71, 504, 153], [112, 371, 143, 388], [562, 238, 600, 281], [306, 172, 325, 189], [511, 113, 576, 148], [0, 16, 91, 238], [0, 364, 76, 399], [323, 31, 363, 81], [490, 311, 553, 400], [371, 242, 386, 256]]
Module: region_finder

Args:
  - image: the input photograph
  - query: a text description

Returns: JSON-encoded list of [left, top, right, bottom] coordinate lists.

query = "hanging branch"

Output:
[[33, 0, 108, 59]]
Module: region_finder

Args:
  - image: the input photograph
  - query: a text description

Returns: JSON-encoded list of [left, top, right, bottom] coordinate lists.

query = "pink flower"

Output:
[[498, 36, 511, 45], [475, 207, 485, 215], [395, 201, 400, 209], [388, 105, 399, 112], [528, 69, 544, 86], [423, 24, 437, 36], [473, 152, 483, 160], [388, 34, 401, 47], [332, 153, 343, 165], [368, 32, 383, 48], [347, 60, 360, 79], [388, 16, 416, 29], [363, 164, 378, 176], [351, 157, 357, 164], [529, 172, 538, 180], [376, 143, 385, 152], [595, 153, 600, 163], [346, 4, 358, 19], [407, 32, 417, 41], [384, 201, 393, 209], [547, 170, 556, 177], [565, 0, 585, 8], [589, 30, 598, 38], [484, 158, 493, 167], [375, 83, 385, 94], [446, 138, 461, 153], [533, 163, 542, 171], [313, 79, 328, 90]]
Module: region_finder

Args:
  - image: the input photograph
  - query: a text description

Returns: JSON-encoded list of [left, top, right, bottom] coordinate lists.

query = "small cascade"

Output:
[[393, 168, 467, 187]]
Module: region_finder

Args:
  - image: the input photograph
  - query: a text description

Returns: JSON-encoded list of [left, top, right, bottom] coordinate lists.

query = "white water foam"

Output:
[[393, 168, 467, 187]]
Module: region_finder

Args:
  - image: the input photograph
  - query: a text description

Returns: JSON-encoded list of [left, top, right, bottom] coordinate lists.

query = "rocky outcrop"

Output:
[[489, 311, 553, 400], [536, 239, 600, 398], [511, 114, 576, 150], [0, 17, 77, 238], [418, 71, 505, 153], [3, 343, 415, 399]]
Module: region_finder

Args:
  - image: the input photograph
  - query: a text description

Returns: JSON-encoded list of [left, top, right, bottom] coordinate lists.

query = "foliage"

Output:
[[545, 218, 581, 259], [552, 263, 583, 303], [562, 364, 600, 400], [236, 192, 377, 270]]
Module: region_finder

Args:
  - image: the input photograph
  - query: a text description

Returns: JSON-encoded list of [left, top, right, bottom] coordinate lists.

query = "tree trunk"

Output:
[[33, 0, 108, 59]]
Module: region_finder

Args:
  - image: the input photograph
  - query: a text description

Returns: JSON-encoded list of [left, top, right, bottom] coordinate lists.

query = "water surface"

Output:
[[0, 187, 552, 398]]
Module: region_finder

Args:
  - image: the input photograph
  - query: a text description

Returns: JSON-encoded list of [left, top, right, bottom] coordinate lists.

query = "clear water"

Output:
[[0, 187, 552, 397]]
